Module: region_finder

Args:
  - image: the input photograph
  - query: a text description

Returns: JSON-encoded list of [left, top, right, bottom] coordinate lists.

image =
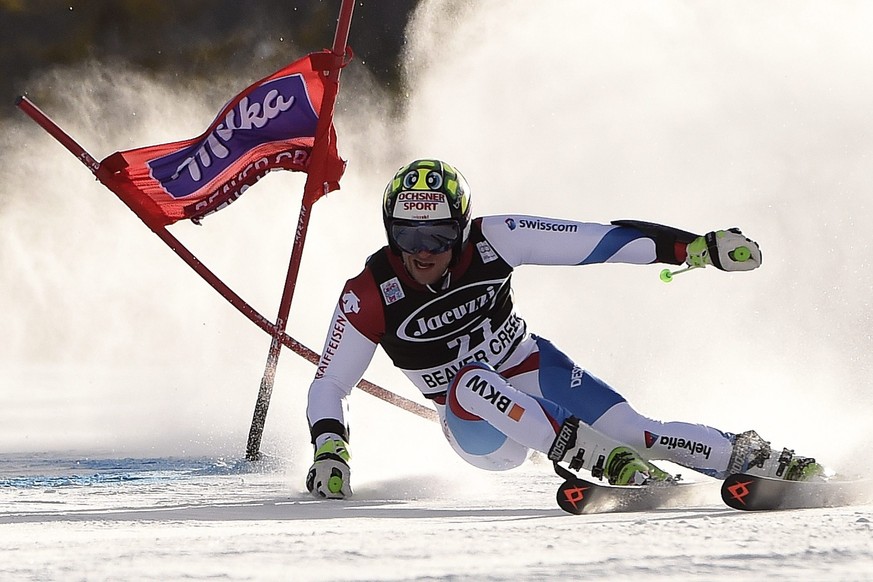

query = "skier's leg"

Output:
[[448, 362, 672, 484], [594, 406, 826, 480], [439, 406, 528, 471], [591, 401, 734, 478], [518, 337, 822, 480], [442, 362, 571, 470], [512, 336, 733, 478], [507, 336, 626, 425]]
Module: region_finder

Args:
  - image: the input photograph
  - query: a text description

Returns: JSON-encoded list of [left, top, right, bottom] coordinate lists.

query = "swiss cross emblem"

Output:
[[341, 290, 361, 314]]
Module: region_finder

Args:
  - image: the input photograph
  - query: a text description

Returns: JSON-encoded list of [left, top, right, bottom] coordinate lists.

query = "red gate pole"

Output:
[[245, 0, 356, 461]]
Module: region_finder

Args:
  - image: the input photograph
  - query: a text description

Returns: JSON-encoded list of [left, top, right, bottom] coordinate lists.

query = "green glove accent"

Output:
[[306, 436, 352, 499], [685, 236, 712, 268], [314, 437, 351, 463]]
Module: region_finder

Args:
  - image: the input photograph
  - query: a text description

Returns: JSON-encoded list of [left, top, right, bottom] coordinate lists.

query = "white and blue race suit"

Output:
[[307, 216, 737, 478]]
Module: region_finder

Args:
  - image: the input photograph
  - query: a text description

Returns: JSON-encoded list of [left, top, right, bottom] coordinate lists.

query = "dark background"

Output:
[[0, 0, 420, 117]]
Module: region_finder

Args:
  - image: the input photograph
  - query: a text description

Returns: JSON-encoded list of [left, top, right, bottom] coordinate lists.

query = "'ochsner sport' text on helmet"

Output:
[[382, 159, 471, 262]]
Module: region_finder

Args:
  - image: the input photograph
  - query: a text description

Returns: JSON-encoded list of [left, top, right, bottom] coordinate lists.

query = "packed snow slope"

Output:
[[2, 455, 873, 581]]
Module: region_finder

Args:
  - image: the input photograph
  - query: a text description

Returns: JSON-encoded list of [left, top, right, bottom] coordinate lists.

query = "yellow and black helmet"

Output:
[[382, 159, 472, 260]]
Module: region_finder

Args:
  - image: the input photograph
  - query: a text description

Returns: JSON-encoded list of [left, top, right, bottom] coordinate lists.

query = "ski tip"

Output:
[[721, 474, 760, 510], [556, 478, 592, 515]]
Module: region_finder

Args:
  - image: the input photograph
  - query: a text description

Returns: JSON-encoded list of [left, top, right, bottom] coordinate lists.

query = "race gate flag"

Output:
[[99, 51, 346, 227]]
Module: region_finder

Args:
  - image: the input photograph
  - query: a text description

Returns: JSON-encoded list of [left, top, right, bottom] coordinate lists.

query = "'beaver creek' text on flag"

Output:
[[99, 52, 345, 227]]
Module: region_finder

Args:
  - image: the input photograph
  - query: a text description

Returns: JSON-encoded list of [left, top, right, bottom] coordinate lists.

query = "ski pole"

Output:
[[659, 265, 701, 282], [659, 245, 752, 283]]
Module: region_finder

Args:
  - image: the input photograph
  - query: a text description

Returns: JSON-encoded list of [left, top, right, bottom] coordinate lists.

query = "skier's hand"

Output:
[[306, 435, 352, 499], [686, 229, 761, 272]]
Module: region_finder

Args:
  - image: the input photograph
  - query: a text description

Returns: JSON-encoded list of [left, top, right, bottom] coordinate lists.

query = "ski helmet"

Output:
[[382, 159, 472, 261]]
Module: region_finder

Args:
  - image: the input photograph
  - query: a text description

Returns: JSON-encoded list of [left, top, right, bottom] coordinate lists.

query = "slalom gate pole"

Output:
[[245, 0, 355, 461], [16, 92, 437, 437]]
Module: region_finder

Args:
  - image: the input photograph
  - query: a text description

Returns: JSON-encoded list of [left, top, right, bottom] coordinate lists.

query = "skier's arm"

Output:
[[480, 215, 678, 266], [481, 215, 760, 271], [306, 301, 378, 443], [305, 273, 383, 500], [614, 219, 762, 272]]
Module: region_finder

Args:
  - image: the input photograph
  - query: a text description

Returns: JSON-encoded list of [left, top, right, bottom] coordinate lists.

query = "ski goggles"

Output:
[[390, 220, 461, 254]]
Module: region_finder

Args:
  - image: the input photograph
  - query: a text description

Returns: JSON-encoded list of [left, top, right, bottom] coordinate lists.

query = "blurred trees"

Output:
[[0, 0, 418, 116]]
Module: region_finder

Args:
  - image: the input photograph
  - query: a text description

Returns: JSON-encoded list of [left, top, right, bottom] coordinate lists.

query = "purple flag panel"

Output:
[[100, 53, 345, 227]]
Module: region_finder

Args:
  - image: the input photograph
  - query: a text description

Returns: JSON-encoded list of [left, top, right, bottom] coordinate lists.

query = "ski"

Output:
[[556, 475, 698, 514], [553, 462, 710, 515], [721, 473, 873, 511]]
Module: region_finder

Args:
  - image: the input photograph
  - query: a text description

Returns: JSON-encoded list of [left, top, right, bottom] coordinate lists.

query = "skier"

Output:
[[305, 158, 822, 499]]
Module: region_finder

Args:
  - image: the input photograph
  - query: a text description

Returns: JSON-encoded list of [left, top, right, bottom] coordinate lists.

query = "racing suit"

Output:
[[307, 216, 736, 477]]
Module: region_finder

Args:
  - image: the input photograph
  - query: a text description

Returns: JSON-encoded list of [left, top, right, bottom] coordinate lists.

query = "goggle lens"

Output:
[[391, 221, 460, 254]]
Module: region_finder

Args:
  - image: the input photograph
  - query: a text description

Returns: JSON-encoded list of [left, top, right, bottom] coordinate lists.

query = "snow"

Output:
[[3, 456, 873, 581], [4, 1, 873, 580]]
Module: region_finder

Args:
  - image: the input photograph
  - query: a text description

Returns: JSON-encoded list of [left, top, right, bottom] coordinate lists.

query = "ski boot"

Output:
[[548, 417, 674, 485], [604, 446, 674, 486], [728, 430, 825, 481]]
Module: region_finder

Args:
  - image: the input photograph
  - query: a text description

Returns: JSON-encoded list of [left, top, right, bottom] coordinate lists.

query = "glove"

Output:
[[686, 228, 761, 272], [305, 434, 352, 499]]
